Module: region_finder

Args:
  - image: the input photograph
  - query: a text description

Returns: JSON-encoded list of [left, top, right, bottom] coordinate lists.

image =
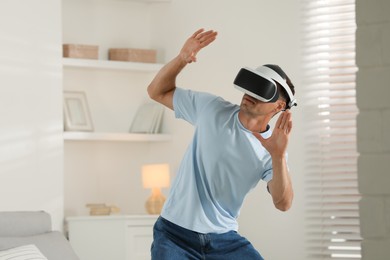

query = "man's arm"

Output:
[[253, 111, 294, 211], [267, 154, 293, 211], [147, 28, 218, 110]]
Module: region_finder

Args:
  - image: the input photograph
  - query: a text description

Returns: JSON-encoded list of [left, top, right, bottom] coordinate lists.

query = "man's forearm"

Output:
[[147, 55, 187, 109], [268, 155, 293, 211]]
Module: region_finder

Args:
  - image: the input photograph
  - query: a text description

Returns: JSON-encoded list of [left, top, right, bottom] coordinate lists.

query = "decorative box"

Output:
[[109, 48, 157, 63], [63, 44, 99, 59]]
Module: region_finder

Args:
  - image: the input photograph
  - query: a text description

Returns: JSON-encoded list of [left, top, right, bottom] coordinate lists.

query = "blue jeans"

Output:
[[151, 216, 264, 260]]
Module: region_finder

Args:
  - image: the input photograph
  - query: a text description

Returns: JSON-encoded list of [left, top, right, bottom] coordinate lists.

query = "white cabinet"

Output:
[[67, 215, 158, 260]]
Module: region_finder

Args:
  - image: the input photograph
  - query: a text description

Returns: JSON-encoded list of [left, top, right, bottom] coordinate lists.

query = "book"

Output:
[[130, 103, 164, 134]]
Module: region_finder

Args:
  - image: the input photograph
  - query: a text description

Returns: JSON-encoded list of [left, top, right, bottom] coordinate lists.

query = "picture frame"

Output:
[[63, 91, 94, 132]]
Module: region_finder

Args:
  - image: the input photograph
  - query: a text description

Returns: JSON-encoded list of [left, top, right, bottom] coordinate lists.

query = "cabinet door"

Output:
[[68, 219, 126, 260], [126, 226, 153, 260]]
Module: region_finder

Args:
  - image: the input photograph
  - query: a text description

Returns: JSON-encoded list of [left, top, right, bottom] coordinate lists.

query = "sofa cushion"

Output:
[[0, 232, 79, 260], [0, 211, 51, 237], [0, 244, 47, 260]]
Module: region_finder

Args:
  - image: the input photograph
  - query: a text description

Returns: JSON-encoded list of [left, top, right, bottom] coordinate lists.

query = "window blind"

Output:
[[301, 0, 361, 259]]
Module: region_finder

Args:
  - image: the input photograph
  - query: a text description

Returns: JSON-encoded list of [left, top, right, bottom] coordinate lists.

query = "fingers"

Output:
[[183, 28, 217, 64], [286, 120, 293, 134], [277, 111, 292, 134], [193, 29, 218, 46], [279, 112, 288, 129], [200, 33, 218, 47], [192, 28, 205, 38]]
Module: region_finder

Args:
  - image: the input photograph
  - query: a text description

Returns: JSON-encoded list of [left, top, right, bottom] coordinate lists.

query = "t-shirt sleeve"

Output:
[[173, 87, 218, 125], [262, 169, 273, 183]]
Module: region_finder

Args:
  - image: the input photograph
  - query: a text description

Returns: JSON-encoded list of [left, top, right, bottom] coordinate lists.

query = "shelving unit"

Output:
[[62, 58, 171, 142], [63, 0, 172, 218], [63, 58, 164, 72], [63, 131, 172, 142]]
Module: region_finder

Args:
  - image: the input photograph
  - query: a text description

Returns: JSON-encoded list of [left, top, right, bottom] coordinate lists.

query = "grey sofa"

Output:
[[0, 211, 79, 260]]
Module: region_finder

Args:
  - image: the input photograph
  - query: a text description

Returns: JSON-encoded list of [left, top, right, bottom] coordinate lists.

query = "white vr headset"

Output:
[[233, 65, 297, 110]]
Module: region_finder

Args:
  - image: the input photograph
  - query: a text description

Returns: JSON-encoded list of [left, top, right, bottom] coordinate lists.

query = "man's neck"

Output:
[[238, 111, 270, 133]]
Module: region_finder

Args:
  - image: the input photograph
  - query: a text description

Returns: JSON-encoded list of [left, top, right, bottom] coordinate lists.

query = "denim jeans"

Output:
[[151, 216, 264, 260]]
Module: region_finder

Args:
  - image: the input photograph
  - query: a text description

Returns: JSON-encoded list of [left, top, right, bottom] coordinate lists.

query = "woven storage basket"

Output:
[[63, 44, 99, 59], [109, 48, 156, 63]]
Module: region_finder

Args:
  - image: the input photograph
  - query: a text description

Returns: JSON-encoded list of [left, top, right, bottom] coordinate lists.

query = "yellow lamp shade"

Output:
[[142, 163, 170, 189], [141, 163, 171, 215]]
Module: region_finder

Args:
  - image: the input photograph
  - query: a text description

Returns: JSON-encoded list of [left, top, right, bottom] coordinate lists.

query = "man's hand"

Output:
[[147, 28, 217, 110], [253, 110, 293, 211], [179, 28, 218, 64], [252, 110, 292, 157]]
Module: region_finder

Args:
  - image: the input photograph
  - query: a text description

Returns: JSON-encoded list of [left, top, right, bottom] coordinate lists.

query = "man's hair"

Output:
[[264, 64, 295, 109]]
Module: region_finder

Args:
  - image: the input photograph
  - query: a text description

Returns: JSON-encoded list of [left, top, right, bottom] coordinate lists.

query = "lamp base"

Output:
[[145, 188, 166, 215]]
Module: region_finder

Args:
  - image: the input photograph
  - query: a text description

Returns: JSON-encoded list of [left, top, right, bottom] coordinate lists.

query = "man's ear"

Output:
[[277, 100, 286, 112]]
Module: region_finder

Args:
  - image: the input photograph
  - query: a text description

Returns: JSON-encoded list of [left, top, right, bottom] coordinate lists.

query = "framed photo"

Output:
[[63, 91, 94, 131]]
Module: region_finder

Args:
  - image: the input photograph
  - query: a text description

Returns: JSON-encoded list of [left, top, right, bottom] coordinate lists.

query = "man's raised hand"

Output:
[[253, 110, 293, 158], [179, 28, 218, 64]]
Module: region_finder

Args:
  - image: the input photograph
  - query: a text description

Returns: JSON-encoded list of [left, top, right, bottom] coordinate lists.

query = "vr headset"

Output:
[[233, 65, 297, 110]]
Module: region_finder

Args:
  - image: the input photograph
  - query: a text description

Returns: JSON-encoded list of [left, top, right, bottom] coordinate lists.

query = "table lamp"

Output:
[[142, 163, 170, 215]]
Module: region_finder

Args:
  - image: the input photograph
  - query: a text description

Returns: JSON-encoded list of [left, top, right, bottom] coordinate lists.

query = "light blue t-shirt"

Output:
[[161, 87, 274, 234]]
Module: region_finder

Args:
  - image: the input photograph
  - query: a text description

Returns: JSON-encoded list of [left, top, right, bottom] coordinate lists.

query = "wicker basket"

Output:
[[109, 48, 156, 63], [63, 44, 99, 59]]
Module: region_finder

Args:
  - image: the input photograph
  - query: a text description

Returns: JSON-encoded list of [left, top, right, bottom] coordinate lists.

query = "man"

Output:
[[147, 28, 296, 260]]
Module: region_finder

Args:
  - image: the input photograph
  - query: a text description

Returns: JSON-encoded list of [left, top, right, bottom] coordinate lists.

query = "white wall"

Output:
[[150, 1, 306, 259], [356, 0, 390, 258], [62, 0, 152, 60], [62, 0, 306, 259], [0, 0, 63, 230], [6, 0, 389, 259]]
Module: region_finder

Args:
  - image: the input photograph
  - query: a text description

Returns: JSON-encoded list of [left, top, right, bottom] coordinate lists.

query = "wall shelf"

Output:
[[63, 58, 164, 72], [64, 131, 172, 142]]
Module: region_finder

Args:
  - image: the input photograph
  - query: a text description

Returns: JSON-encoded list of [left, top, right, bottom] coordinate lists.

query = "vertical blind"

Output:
[[301, 0, 361, 259]]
